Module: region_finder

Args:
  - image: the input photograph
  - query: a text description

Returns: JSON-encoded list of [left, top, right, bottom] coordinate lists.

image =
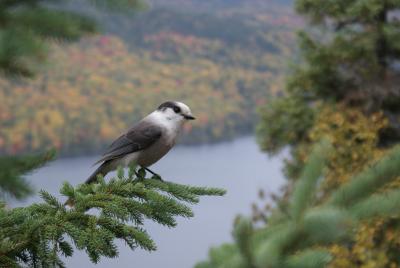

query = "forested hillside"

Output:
[[197, 0, 400, 267], [0, 0, 297, 155], [148, 0, 294, 13]]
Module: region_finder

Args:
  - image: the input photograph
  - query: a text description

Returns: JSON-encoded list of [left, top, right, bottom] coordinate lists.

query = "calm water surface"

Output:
[[14, 136, 286, 268]]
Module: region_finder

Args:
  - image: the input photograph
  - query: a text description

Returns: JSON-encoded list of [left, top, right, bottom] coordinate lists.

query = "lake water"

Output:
[[13, 136, 286, 268]]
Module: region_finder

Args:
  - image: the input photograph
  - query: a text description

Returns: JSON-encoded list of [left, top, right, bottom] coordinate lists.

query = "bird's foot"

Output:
[[152, 174, 163, 181], [135, 168, 146, 180], [144, 167, 163, 181], [135, 172, 143, 181]]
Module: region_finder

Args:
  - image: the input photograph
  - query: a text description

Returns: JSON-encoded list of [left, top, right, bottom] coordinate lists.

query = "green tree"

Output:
[[0, 1, 226, 266], [1, 167, 225, 267], [255, 1, 400, 265], [295, 0, 400, 141], [196, 143, 400, 268], [0, 0, 144, 77], [0, 150, 56, 200], [257, 0, 400, 171], [0, 0, 144, 198]]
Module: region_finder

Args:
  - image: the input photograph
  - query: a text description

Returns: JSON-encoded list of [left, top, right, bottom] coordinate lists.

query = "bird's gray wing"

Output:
[[94, 121, 162, 165]]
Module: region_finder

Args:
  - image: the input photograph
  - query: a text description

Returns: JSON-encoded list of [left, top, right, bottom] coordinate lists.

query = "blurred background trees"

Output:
[[2, 0, 400, 267], [0, 0, 143, 200], [0, 0, 296, 155], [258, 0, 400, 177], [196, 144, 400, 268], [0, 2, 227, 266], [0, 0, 145, 77], [200, 0, 400, 267], [0, 150, 55, 200]]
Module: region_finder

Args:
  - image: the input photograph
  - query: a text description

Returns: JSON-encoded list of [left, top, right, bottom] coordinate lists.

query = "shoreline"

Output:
[[1, 132, 257, 160], [57, 134, 257, 160]]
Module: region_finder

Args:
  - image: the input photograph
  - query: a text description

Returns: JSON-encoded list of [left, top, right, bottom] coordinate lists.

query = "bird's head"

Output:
[[156, 101, 196, 125]]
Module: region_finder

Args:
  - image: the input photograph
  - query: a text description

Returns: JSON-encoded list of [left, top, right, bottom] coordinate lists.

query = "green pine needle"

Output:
[[289, 140, 330, 220], [0, 168, 225, 266], [328, 146, 400, 207], [197, 144, 400, 268], [0, 150, 56, 200], [285, 249, 332, 268]]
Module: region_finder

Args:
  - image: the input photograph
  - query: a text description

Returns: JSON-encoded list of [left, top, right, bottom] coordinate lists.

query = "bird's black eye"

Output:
[[173, 106, 181, 113]]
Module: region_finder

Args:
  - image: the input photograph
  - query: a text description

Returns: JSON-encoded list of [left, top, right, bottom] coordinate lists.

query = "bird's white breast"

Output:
[[147, 110, 183, 140], [138, 112, 182, 167], [117, 111, 183, 168]]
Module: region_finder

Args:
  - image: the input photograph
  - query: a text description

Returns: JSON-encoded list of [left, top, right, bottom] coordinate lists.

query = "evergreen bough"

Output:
[[196, 143, 400, 268], [0, 166, 226, 267], [0, 150, 56, 200], [0, 0, 145, 76], [257, 0, 400, 179]]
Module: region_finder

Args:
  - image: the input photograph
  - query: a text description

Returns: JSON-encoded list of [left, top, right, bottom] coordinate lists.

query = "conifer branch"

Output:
[[0, 167, 225, 267], [232, 216, 256, 268], [289, 140, 329, 220], [0, 150, 56, 200], [0, 0, 144, 77], [350, 188, 400, 220], [285, 249, 332, 268], [197, 144, 400, 268], [328, 146, 400, 207]]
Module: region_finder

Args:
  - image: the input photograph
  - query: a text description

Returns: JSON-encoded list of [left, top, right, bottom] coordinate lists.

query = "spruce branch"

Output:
[[255, 223, 299, 268], [328, 146, 400, 207], [300, 207, 354, 246], [197, 144, 400, 268], [0, 150, 56, 200], [350, 188, 400, 220], [0, 0, 145, 77], [289, 140, 329, 220], [285, 249, 332, 268], [0, 167, 226, 267], [232, 216, 256, 268]]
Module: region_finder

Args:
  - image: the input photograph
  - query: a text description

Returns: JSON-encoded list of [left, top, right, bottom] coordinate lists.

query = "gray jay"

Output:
[[86, 101, 195, 183]]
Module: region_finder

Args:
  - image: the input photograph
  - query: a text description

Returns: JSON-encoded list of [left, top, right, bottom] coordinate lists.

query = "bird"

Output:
[[85, 101, 195, 184]]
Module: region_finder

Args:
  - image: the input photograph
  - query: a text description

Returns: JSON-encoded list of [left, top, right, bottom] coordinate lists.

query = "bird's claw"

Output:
[[152, 174, 163, 181], [143, 167, 163, 181], [134, 172, 145, 182]]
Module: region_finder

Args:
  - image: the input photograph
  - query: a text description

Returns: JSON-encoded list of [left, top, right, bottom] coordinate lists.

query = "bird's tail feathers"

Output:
[[65, 161, 113, 207], [93, 155, 108, 167], [85, 161, 112, 184]]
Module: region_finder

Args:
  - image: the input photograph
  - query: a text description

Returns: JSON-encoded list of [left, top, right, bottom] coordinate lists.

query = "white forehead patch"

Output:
[[175, 101, 191, 114]]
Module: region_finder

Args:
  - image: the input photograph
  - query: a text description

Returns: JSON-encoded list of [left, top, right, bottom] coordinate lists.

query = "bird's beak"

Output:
[[184, 114, 196, 120]]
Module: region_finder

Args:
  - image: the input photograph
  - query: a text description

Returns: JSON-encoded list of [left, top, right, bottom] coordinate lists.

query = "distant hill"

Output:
[[148, 0, 293, 12], [100, 0, 299, 46], [0, 0, 298, 155]]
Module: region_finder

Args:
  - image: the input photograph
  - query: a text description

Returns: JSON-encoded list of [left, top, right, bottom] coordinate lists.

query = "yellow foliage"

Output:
[[328, 219, 400, 268], [0, 34, 290, 154], [304, 104, 400, 267], [308, 105, 388, 193]]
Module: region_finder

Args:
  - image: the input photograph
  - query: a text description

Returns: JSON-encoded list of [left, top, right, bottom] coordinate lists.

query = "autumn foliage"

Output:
[[0, 31, 292, 154]]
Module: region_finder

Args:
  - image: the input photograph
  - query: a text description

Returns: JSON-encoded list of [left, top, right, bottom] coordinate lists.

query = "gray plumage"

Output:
[[86, 122, 162, 183], [94, 123, 162, 166], [85, 101, 195, 184]]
